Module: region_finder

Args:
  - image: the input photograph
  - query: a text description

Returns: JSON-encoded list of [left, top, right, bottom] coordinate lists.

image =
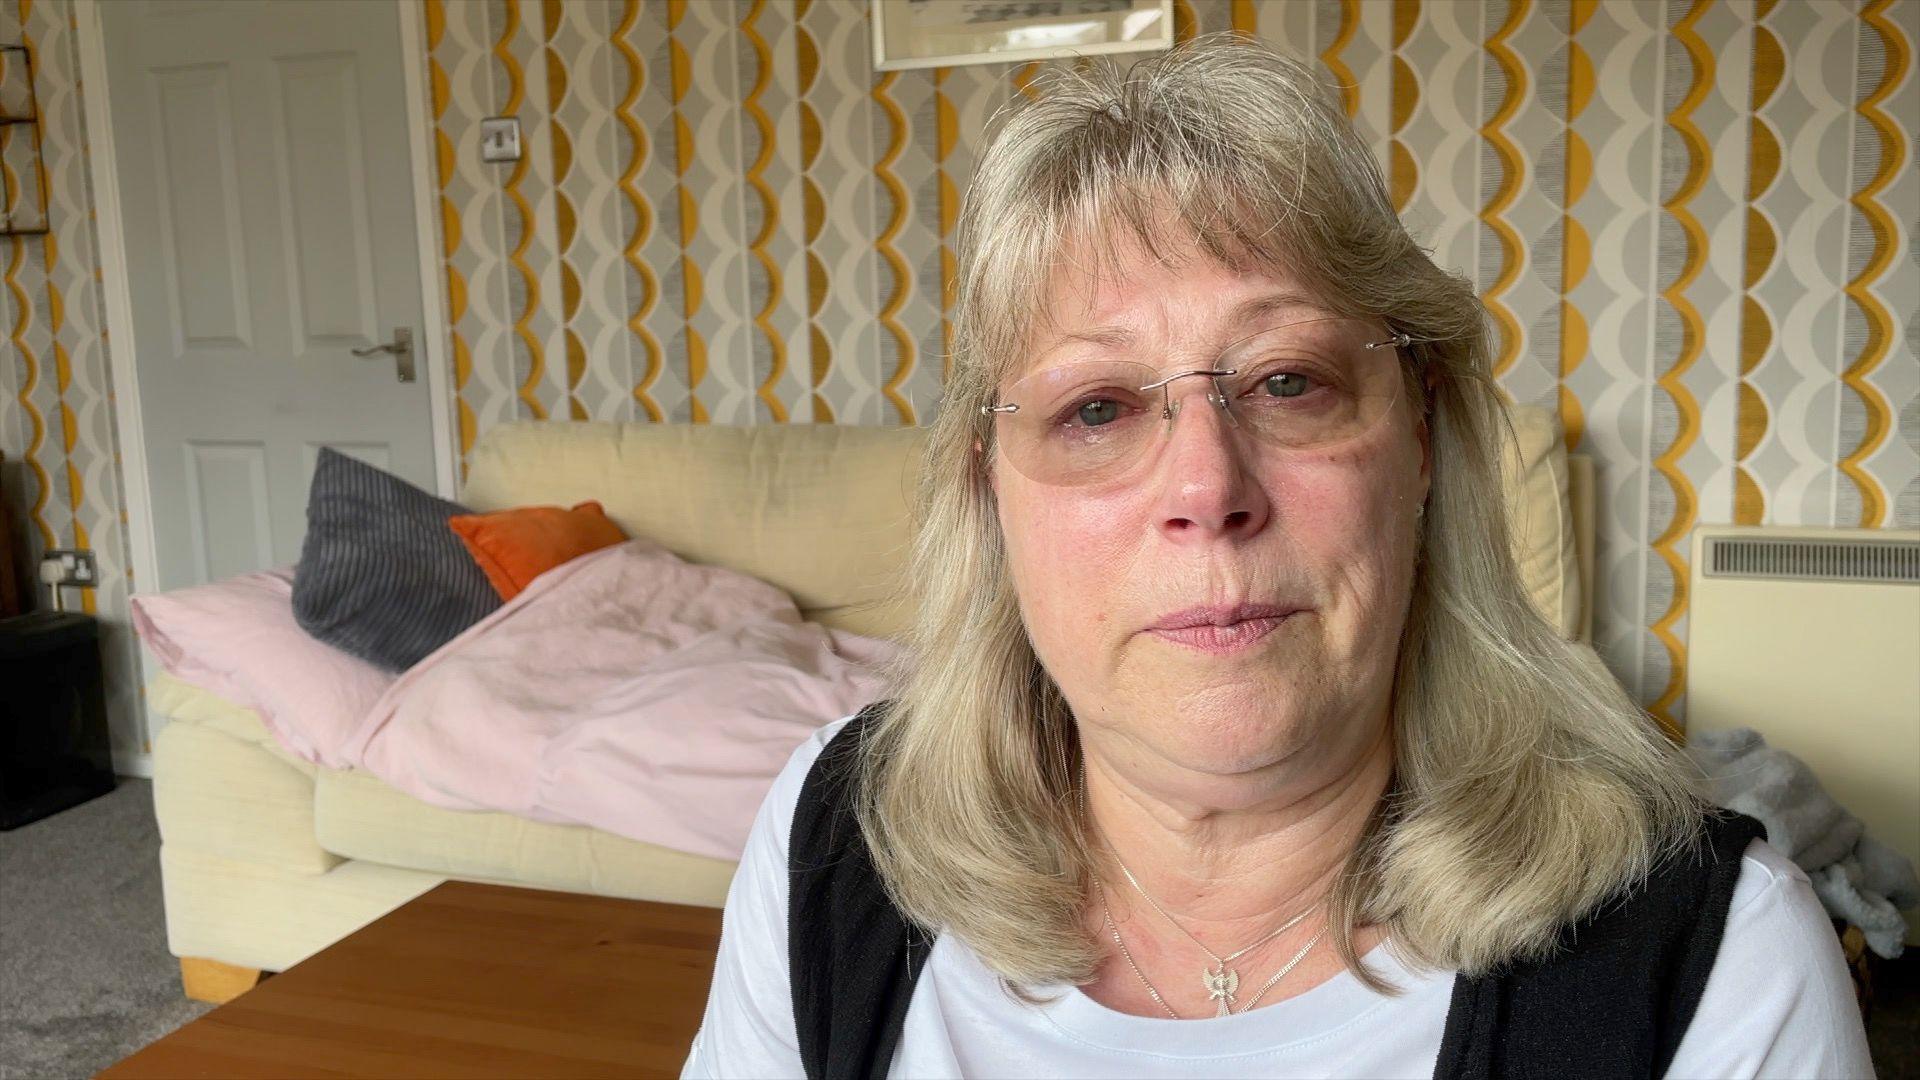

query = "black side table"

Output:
[[1, 611, 117, 829]]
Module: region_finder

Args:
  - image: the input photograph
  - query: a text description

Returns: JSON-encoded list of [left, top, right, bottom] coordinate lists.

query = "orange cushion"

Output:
[[447, 501, 628, 601]]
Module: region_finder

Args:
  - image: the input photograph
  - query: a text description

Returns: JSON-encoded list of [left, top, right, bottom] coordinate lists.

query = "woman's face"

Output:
[[992, 239, 1431, 793]]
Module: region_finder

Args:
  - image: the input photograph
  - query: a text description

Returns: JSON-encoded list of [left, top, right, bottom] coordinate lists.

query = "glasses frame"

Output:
[[976, 324, 1430, 487], [980, 328, 1424, 420]]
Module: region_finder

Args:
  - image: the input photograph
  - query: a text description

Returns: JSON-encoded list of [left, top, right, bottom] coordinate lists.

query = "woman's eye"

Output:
[[1262, 372, 1314, 399], [1076, 399, 1123, 427]]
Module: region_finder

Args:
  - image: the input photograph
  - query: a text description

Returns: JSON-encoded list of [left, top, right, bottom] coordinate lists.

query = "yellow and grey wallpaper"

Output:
[[1, 0, 145, 761], [3, 0, 1916, 749], [423, 0, 1918, 728]]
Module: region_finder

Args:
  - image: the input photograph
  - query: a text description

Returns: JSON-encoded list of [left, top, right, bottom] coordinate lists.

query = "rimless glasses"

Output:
[[981, 316, 1425, 488]]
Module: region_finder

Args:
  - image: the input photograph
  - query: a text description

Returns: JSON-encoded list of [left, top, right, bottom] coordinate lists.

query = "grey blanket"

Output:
[[1687, 726, 1919, 958]]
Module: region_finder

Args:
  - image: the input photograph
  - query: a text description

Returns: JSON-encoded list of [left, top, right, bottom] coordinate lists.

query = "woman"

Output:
[[685, 34, 1871, 1079]]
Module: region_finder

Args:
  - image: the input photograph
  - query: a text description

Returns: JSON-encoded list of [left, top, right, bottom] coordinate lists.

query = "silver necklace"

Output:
[[1096, 876, 1180, 1019], [1096, 873, 1325, 1019], [1114, 852, 1310, 1015], [1080, 771, 1323, 1017], [1237, 925, 1326, 1012]]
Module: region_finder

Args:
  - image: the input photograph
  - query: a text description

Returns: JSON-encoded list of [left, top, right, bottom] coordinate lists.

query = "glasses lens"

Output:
[[991, 361, 1160, 487], [988, 318, 1406, 487], [1215, 318, 1403, 452]]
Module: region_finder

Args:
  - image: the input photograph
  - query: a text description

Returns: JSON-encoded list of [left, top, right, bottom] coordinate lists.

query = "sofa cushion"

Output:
[[448, 500, 628, 601], [462, 423, 923, 640], [1501, 404, 1580, 639], [1567, 454, 1595, 642], [313, 766, 737, 908], [294, 448, 500, 672], [462, 411, 1576, 643]]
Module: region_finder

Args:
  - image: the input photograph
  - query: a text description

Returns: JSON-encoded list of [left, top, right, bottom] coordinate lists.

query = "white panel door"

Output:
[[101, 0, 436, 589]]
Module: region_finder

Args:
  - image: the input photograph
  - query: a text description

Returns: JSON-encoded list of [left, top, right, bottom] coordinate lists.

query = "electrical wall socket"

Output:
[[41, 548, 97, 587], [479, 116, 522, 163]]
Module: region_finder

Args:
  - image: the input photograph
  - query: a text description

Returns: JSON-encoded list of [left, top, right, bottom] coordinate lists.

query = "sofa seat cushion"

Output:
[[313, 766, 737, 908]]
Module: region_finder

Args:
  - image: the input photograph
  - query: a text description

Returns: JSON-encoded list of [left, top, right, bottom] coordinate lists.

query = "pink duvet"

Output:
[[340, 540, 895, 861], [130, 568, 395, 769]]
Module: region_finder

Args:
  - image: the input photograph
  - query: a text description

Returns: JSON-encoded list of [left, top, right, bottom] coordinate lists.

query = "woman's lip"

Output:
[[1146, 613, 1297, 653], [1149, 603, 1303, 630]]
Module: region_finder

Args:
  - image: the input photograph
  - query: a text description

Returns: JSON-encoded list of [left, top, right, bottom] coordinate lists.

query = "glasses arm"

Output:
[[1364, 331, 1425, 350]]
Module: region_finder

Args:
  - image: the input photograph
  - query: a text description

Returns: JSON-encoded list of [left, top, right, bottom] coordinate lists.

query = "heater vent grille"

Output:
[[1705, 537, 1920, 584]]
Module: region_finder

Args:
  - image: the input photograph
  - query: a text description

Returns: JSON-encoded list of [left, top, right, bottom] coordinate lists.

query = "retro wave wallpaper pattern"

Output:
[[2, 0, 1916, 756], [421, 0, 1918, 728], [1, 0, 144, 758]]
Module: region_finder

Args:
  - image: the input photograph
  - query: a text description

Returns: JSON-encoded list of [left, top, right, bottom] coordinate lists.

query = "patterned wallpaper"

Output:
[[1, 0, 144, 762], [1, 0, 1915, 757], [426, 0, 1917, 728]]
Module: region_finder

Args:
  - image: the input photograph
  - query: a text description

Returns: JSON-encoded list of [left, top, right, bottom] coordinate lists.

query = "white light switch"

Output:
[[480, 116, 522, 163]]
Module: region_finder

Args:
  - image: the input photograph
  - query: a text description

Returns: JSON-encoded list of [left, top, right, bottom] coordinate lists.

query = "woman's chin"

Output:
[[1151, 702, 1318, 775], [1138, 676, 1365, 773]]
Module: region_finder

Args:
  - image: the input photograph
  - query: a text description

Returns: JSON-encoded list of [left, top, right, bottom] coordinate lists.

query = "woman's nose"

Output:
[[1150, 392, 1272, 541]]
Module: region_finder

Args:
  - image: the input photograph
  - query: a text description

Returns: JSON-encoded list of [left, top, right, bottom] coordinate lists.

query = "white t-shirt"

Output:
[[683, 718, 1875, 1079]]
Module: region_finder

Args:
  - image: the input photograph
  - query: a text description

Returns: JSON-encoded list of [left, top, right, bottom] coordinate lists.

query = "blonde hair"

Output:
[[856, 32, 1705, 992]]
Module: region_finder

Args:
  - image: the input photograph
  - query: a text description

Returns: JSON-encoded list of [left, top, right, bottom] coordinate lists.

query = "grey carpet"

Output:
[[0, 778, 1914, 1077], [0, 779, 212, 1080]]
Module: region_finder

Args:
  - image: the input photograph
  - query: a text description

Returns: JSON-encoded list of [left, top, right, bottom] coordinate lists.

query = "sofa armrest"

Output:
[[149, 675, 341, 876], [1567, 454, 1595, 645]]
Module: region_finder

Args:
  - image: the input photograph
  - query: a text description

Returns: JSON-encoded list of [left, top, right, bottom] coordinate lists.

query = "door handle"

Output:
[[352, 328, 415, 383]]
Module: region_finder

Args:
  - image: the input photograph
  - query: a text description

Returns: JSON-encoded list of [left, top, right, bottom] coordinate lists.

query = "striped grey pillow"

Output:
[[292, 449, 500, 672]]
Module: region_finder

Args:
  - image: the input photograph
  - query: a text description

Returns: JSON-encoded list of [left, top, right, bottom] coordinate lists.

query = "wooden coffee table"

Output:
[[99, 880, 725, 1079]]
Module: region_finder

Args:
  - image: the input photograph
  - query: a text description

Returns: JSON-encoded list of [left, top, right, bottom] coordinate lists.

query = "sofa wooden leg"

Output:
[[179, 957, 267, 1004]]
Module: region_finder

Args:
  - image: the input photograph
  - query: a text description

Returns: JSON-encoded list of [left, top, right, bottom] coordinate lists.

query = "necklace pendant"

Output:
[[1202, 965, 1239, 1017]]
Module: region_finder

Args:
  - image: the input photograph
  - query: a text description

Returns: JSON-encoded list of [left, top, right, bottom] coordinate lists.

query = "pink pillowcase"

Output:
[[130, 568, 394, 768]]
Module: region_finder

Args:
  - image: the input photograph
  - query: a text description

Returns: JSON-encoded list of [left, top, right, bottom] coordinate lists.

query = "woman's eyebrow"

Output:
[[1031, 293, 1324, 359], [1228, 292, 1320, 325], [1026, 325, 1141, 365]]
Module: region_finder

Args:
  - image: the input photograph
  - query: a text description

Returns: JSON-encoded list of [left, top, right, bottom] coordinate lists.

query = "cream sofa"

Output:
[[151, 409, 1594, 1001]]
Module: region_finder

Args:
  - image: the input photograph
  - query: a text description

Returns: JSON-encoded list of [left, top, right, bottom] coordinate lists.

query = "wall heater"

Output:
[[1686, 525, 1920, 944]]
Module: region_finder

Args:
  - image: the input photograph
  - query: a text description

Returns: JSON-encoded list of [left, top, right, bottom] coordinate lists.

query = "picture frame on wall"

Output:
[[871, 0, 1175, 72]]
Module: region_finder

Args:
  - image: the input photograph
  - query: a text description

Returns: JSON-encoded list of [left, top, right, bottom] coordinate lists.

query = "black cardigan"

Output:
[[789, 705, 1762, 1079]]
